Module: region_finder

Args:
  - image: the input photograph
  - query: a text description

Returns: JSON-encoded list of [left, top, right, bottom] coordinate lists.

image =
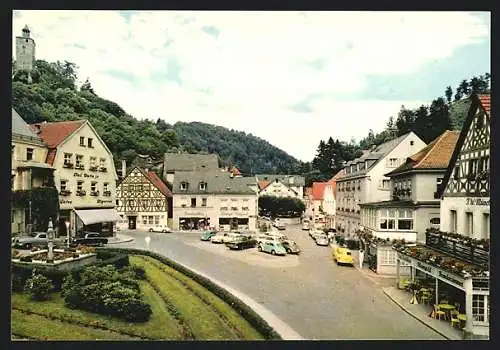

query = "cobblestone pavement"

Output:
[[115, 226, 445, 340]]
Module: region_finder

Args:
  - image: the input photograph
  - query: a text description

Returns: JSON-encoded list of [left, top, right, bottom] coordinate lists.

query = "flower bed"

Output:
[[393, 244, 488, 278]]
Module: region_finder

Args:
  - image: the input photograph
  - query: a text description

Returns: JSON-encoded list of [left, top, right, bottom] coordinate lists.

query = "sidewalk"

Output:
[[107, 233, 134, 244], [383, 286, 463, 340]]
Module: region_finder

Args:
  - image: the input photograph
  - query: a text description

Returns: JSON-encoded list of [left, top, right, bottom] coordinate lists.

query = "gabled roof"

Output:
[[339, 132, 423, 181], [163, 153, 219, 173], [144, 170, 172, 197], [258, 180, 270, 191], [12, 109, 44, 144], [324, 169, 345, 196], [386, 130, 459, 176], [29, 120, 86, 148], [172, 171, 255, 195], [478, 93, 490, 118], [311, 182, 327, 200], [438, 93, 491, 198], [255, 174, 305, 187]]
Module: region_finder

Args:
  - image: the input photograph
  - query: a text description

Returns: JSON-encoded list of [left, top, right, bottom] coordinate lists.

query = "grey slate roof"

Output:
[[255, 174, 305, 187], [339, 133, 416, 181], [172, 171, 256, 195], [12, 108, 44, 144], [163, 153, 219, 172]]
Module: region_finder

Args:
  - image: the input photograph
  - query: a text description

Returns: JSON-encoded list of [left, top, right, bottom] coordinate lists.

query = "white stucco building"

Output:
[[172, 171, 258, 231], [256, 174, 305, 199], [360, 130, 459, 243], [336, 132, 426, 235], [30, 120, 120, 237]]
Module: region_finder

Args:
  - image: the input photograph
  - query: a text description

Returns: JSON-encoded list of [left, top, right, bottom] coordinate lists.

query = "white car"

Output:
[[302, 221, 310, 230], [315, 234, 330, 246], [147, 225, 172, 233], [211, 233, 239, 244]]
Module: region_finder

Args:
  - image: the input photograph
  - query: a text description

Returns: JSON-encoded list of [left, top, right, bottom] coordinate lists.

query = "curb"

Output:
[[107, 235, 135, 244], [181, 264, 304, 340], [382, 287, 452, 340]]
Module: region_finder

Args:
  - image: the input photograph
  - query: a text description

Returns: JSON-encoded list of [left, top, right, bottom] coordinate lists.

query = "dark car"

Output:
[[282, 240, 301, 254], [73, 232, 108, 247], [225, 235, 257, 250]]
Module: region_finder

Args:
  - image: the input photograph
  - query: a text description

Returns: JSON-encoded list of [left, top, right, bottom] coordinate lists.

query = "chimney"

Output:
[[121, 160, 126, 178]]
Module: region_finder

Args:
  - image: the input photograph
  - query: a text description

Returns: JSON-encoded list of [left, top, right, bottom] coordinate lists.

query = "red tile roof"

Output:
[[413, 130, 460, 169], [229, 166, 241, 176], [311, 182, 327, 200], [29, 120, 86, 148], [143, 170, 172, 197], [258, 180, 270, 191], [478, 93, 490, 118]]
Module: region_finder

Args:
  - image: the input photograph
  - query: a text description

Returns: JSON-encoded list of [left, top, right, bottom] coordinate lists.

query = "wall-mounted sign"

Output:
[[416, 261, 434, 274], [59, 199, 72, 205], [73, 172, 99, 179], [466, 198, 490, 206], [438, 270, 465, 289], [97, 199, 113, 204]]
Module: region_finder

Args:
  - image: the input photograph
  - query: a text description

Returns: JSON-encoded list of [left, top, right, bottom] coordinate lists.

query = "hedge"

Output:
[[99, 248, 282, 340], [11, 251, 129, 292]]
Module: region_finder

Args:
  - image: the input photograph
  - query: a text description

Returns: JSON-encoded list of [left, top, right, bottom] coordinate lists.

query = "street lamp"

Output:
[[65, 221, 70, 248], [47, 218, 54, 263]]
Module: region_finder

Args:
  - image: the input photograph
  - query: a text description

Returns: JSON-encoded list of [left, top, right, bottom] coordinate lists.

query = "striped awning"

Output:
[[74, 208, 121, 225]]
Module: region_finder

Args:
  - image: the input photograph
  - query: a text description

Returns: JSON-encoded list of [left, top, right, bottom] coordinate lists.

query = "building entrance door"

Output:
[[128, 216, 137, 230]]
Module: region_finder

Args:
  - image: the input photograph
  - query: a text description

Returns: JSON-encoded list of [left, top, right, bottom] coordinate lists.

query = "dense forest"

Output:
[[11, 59, 303, 175], [307, 73, 491, 184]]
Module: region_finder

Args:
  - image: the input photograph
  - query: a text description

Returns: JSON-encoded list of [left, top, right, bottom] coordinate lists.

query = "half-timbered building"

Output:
[[439, 93, 490, 239], [116, 167, 173, 231]]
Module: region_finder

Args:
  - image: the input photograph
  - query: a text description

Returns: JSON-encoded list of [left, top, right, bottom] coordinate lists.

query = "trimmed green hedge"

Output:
[[11, 251, 129, 292], [99, 248, 282, 340]]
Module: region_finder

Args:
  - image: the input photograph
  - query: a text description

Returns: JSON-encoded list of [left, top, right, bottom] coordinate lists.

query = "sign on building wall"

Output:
[[465, 198, 490, 206]]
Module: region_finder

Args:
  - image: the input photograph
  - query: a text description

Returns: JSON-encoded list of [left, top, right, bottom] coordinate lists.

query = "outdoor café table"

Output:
[[438, 304, 456, 320]]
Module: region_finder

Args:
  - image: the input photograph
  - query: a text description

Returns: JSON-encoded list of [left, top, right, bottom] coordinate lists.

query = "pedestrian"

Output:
[[145, 235, 151, 248], [359, 249, 365, 269]]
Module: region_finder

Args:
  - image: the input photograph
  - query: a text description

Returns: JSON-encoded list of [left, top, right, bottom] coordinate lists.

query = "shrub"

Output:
[[345, 239, 360, 250], [24, 274, 54, 301], [120, 265, 146, 280], [20, 256, 32, 262]]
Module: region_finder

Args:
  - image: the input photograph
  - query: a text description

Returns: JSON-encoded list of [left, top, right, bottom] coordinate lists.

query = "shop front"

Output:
[[218, 217, 249, 231], [73, 208, 122, 237], [179, 217, 210, 231], [394, 237, 489, 338]]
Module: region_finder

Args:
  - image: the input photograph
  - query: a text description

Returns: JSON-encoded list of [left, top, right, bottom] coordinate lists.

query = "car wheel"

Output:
[[271, 250, 276, 255], [149, 228, 153, 232], [258, 246, 262, 252], [286, 248, 291, 253]]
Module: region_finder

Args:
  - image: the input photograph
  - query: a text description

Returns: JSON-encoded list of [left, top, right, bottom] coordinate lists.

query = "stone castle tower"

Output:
[[15, 25, 36, 83]]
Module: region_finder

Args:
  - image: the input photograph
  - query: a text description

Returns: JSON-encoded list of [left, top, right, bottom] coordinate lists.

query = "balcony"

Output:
[[103, 190, 111, 197], [76, 189, 86, 196], [99, 166, 107, 173], [75, 164, 85, 170], [63, 162, 74, 169], [89, 165, 99, 172], [90, 190, 100, 197]]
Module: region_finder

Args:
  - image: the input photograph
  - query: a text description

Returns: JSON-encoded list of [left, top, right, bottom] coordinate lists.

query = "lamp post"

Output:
[[65, 220, 70, 248], [47, 218, 54, 263]]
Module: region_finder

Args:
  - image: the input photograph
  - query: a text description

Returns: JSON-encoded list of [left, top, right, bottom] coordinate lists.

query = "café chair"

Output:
[[420, 293, 431, 305], [450, 310, 460, 328], [433, 304, 446, 320]]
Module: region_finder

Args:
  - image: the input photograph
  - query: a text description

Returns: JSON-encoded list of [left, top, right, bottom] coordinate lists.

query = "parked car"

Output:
[[309, 228, 323, 238], [211, 232, 239, 244], [274, 221, 286, 230], [200, 230, 218, 241], [11, 232, 58, 249], [315, 234, 330, 246], [282, 240, 301, 254], [333, 247, 354, 265], [73, 233, 108, 247], [302, 221, 310, 230], [256, 233, 286, 245], [258, 241, 287, 256], [147, 225, 172, 233], [225, 235, 257, 250]]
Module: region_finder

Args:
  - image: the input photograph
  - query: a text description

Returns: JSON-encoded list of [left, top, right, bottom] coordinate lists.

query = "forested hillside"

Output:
[[305, 73, 490, 185], [11, 59, 302, 174]]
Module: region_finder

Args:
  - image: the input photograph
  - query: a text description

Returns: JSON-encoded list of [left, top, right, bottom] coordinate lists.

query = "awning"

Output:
[[74, 208, 121, 225]]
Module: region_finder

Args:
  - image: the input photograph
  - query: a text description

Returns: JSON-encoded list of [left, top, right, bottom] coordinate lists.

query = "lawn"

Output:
[[11, 253, 266, 340]]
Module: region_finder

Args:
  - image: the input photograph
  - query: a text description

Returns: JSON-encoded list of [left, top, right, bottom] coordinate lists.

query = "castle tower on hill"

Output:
[[15, 25, 36, 83]]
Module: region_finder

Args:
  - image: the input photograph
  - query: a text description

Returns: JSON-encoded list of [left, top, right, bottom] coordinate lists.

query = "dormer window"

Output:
[[180, 182, 188, 191], [199, 182, 207, 191]]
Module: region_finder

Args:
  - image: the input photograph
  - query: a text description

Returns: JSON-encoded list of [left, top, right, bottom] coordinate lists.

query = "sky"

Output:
[[12, 11, 490, 162]]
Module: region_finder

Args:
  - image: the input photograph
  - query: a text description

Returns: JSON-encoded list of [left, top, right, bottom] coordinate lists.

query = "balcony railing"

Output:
[[75, 164, 85, 170], [76, 190, 86, 196], [59, 190, 71, 196], [63, 162, 74, 169], [90, 190, 99, 197], [425, 228, 489, 266], [103, 190, 111, 197]]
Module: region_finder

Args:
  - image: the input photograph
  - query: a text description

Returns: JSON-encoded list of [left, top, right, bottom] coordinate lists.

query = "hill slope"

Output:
[[11, 59, 302, 174]]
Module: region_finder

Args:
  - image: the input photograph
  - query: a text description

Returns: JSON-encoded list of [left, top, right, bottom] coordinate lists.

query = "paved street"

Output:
[[115, 225, 444, 340]]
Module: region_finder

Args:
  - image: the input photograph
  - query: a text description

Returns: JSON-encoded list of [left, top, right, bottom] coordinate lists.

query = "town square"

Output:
[[10, 11, 490, 341]]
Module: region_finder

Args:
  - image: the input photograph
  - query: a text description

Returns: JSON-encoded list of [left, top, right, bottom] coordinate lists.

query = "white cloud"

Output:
[[12, 11, 490, 161]]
